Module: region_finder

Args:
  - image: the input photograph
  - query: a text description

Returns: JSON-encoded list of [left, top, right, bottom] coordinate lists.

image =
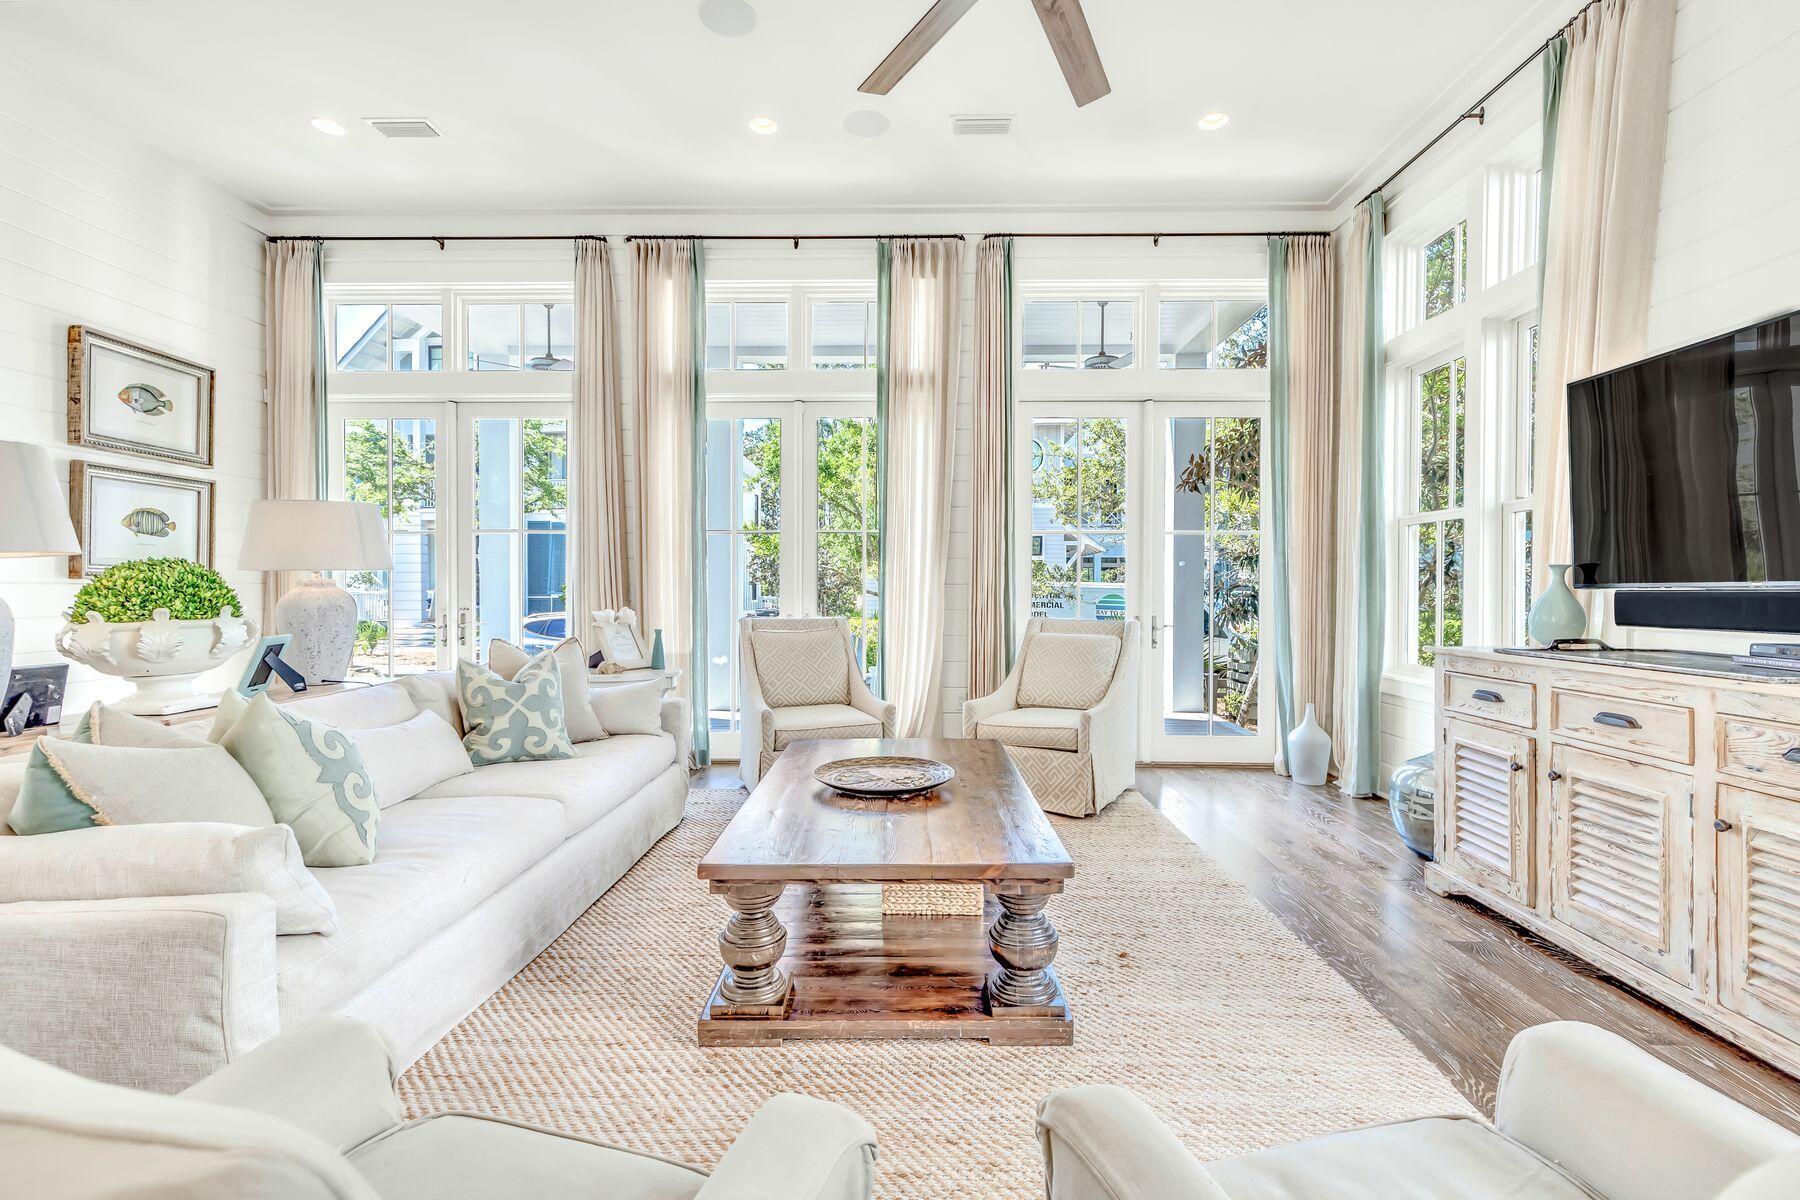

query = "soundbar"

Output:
[[1612, 589, 1800, 635]]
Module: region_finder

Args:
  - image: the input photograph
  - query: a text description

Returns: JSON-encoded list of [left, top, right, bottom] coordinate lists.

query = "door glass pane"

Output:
[[335, 304, 389, 371], [1415, 523, 1440, 667], [705, 417, 784, 733], [816, 416, 879, 680], [1030, 416, 1128, 620], [468, 304, 521, 370], [390, 304, 443, 371], [470, 416, 568, 659], [1162, 416, 1261, 738], [339, 415, 440, 677]]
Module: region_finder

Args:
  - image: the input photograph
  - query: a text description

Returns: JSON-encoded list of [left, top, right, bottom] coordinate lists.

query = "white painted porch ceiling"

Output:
[[2, 0, 1557, 216]]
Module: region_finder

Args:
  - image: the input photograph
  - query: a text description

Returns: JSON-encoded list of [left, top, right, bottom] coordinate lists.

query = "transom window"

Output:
[[467, 302, 574, 372], [1158, 299, 1270, 369], [1423, 220, 1470, 320], [334, 303, 444, 372], [810, 300, 877, 370], [706, 301, 788, 370], [1021, 299, 1136, 370]]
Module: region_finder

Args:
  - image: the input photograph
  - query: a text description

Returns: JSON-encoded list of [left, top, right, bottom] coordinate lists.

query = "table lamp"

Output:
[[238, 499, 392, 683], [0, 442, 82, 693]]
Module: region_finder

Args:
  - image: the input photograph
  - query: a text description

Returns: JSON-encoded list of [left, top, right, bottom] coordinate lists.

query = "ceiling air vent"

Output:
[[952, 115, 1012, 136], [365, 118, 442, 139]]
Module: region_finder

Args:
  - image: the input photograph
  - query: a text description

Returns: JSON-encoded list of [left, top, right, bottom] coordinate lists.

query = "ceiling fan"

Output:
[[526, 304, 569, 372], [859, 0, 1110, 108]]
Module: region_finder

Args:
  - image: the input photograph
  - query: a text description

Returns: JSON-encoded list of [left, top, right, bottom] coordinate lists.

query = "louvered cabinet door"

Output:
[[1717, 785, 1800, 1044], [1441, 719, 1534, 904], [1547, 745, 1694, 984]]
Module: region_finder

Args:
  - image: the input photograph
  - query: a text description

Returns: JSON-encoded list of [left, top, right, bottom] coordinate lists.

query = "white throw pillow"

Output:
[[1015, 632, 1122, 711], [351, 711, 474, 809], [589, 681, 664, 737], [751, 628, 850, 708], [490, 637, 605, 743], [220, 694, 380, 868], [16, 739, 275, 831], [397, 672, 463, 735], [0, 822, 337, 935]]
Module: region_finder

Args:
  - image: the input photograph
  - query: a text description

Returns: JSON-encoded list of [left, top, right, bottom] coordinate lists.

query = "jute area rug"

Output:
[[399, 787, 1472, 1198]]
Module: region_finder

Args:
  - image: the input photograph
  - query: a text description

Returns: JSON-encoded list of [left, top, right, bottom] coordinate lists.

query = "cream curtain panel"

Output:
[[969, 235, 1013, 700], [1268, 234, 1337, 774], [629, 237, 708, 763], [262, 238, 325, 629], [571, 237, 629, 634], [879, 238, 964, 737], [1330, 199, 1387, 796], [1531, 0, 1677, 594]]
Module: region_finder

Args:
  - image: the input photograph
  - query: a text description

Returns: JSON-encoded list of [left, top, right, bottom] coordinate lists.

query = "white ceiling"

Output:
[[3, 0, 1565, 217]]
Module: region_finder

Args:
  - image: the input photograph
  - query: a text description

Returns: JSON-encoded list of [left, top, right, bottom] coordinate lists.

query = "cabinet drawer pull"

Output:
[[1783, 748, 1800, 764], [1593, 711, 1641, 729], [1715, 818, 1733, 832], [1547, 769, 1563, 781], [1471, 688, 1504, 703], [1509, 760, 1525, 772]]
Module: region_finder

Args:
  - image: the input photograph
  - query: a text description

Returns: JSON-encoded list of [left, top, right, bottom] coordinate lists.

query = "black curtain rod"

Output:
[[1361, 0, 1600, 207], [992, 231, 1319, 242], [267, 233, 968, 248]]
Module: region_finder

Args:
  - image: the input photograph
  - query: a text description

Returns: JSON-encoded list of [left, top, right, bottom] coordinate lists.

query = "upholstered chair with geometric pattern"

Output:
[[963, 617, 1139, 818], [739, 616, 896, 788]]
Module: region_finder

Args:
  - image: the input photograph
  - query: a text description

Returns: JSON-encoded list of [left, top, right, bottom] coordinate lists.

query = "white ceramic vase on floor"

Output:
[[1287, 703, 1331, 787]]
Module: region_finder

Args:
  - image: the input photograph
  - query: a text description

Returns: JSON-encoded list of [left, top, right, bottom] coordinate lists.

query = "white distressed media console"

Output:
[[1430, 646, 1800, 1076]]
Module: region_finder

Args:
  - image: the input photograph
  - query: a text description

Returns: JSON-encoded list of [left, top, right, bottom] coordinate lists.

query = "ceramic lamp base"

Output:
[[274, 573, 358, 684]]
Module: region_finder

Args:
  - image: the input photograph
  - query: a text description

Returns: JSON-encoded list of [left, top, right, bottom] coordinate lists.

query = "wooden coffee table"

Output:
[[696, 737, 1075, 1046]]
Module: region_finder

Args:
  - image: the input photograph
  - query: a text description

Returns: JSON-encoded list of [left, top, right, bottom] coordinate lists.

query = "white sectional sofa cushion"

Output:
[[352, 711, 474, 809], [0, 670, 690, 1094]]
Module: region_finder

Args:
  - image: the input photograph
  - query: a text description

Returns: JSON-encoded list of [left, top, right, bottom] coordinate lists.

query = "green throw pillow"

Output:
[[219, 694, 380, 867], [8, 704, 221, 835], [457, 653, 576, 767], [9, 740, 273, 835]]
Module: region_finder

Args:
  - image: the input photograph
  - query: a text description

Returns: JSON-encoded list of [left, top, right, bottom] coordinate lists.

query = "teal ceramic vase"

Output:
[[649, 628, 666, 671], [1527, 564, 1587, 647]]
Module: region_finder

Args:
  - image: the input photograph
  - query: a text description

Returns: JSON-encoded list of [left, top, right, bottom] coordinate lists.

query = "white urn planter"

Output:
[[56, 607, 257, 715]]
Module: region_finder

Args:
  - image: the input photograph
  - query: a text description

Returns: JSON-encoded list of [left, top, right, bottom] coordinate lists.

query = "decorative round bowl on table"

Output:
[[813, 756, 956, 799]]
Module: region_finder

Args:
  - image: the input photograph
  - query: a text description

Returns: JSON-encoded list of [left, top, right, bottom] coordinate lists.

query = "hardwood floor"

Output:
[[695, 762, 1800, 1129]]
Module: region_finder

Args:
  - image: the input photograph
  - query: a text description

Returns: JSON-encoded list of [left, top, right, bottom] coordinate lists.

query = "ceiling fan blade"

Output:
[[1029, 0, 1110, 106], [858, 0, 982, 95]]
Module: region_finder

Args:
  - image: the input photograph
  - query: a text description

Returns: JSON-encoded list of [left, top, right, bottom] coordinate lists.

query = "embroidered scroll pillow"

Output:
[[219, 693, 380, 868], [489, 636, 605, 743], [456, 654, 576, 766], [8, 740, 273, 836]]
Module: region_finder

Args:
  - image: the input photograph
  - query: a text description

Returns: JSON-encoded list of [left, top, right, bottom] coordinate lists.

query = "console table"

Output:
[[1430, 647, 1800, 1077]]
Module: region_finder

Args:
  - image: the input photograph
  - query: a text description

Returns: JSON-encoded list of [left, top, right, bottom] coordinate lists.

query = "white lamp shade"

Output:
[[238, 500, 393, 572], [0, 441, 80, 558]]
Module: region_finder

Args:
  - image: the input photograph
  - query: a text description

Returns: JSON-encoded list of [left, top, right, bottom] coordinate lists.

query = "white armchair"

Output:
[[739, 616, 896, 788], [963, 617, 1139, 817], [1035, 1021, 1800, 1200], [0, 1013, 879, 1200]]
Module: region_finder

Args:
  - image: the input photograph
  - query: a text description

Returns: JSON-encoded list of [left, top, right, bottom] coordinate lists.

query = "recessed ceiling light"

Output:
[[1197, 112, 1230, 131], [844, 110, 890, 138], [699, 0, 756, 37], [748, 116, 778, 135], [310, 117, 346, 137]]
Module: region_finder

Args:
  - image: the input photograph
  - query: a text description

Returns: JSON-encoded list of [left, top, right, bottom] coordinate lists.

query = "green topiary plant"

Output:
[[67, 558, 244, 624]]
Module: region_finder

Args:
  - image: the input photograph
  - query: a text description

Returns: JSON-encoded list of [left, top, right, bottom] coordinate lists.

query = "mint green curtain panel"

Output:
[[1537, 33, 1567, 299], [969, 235, 1015, 698], [687, 241, 709, 766], [1267, 237, 1295, 762], [873, 240, 892, 699]]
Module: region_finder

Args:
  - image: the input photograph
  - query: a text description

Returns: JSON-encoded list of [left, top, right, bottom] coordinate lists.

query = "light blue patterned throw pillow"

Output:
[[457, 653, 577, 767], [218, 693, 380, 867]]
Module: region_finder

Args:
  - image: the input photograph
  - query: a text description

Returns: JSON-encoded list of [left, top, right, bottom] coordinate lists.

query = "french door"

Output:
[[329, 400, 571, 677], [704, 398, 879, 762], [1015, 400, 1271, 765]]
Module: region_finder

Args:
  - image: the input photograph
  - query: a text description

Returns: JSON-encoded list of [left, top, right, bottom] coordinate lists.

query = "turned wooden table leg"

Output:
[[711, 882, 792, 1017], [986, 884, 1066, 1016]]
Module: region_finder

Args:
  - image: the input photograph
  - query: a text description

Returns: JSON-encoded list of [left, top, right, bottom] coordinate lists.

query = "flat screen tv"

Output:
[[1567, 309, 1800, 588]]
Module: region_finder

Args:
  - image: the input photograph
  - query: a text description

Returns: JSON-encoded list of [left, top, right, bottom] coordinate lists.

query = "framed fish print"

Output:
[[67, 461, 215, 578], [67, 326, 215, 468]]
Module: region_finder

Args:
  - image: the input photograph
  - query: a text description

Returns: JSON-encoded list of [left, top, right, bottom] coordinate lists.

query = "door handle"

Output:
[[1592, 711, 1640, 730], [1471, 688, 1504, 703], [457, 608, 470, 649], [1151, 619, 1174, 649]]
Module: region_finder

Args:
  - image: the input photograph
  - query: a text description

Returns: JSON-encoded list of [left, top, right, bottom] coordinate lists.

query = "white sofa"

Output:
[[1036, 1021, 1800, 1200], [0, 673, 692, 1094]]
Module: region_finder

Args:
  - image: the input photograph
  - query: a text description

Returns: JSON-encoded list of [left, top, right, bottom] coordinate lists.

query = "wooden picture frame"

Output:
[[68, 326, 215, 468], [590, 608, 650, 669], [68, 461, 216, 578]]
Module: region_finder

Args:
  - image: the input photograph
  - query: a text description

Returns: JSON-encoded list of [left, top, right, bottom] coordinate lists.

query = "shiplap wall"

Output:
[[0, 73, 269, 712], [1599, 0, 1800, 653]]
